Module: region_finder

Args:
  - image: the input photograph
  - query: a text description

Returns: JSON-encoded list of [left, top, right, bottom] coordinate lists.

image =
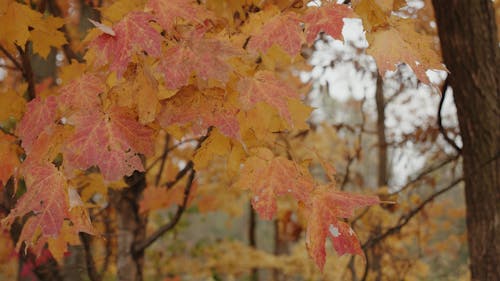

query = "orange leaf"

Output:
[[236, 148, 314, 219], [0, 132, 20, 186], [237, 71, 300, 125], [158, 87, 240, 139]]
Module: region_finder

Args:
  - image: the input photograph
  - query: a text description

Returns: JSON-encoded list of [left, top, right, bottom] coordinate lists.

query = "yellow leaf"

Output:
[[193, 129, 231, 169], [353, 0, 388, 31], [30, 15, 66, 58], [287, 98, 312, 131], [0, 2, 38, 46], [58, 62, 87, 84], [0, 87, 26, 122]]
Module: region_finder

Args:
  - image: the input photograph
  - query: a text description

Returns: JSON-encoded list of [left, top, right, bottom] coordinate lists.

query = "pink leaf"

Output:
[[90, 12, 162, 77]]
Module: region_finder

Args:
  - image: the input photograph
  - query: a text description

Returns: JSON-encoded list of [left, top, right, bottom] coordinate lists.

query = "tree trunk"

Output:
[[432, 1, 499, 280], [371, 72, 386, 281], [112, 171, 148, 281]]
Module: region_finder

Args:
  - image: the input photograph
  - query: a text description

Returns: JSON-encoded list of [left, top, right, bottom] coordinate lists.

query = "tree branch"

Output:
[[133, 169, 196, 253], [0, 44, 23, 71], [16, 43, 36, 100], [46, 0, 84, 63], [155, 134, 170, 186], [362, 177, 463, 249], [437, 80, 462, 153], [164, 161, 193, 189]]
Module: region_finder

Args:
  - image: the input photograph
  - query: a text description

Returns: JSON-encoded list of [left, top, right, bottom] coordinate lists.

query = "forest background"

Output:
[[0, 0, 498, 281]]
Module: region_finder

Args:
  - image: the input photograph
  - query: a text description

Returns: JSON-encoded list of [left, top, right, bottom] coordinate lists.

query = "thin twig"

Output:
[[437, 80, 462, 153], [340, 156, 354, 190], [145, 137, 199, 172], [132, 170, 196, 253], [390, 154, 460, 195]]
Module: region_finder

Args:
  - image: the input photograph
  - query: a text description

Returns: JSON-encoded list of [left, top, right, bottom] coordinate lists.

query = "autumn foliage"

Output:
[[0, 0, 454, 279]]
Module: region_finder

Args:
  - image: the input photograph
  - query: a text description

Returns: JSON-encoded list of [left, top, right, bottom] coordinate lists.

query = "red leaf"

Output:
[[158, 87, 240, 139], [248, 12, 304, 56], [237, 71, 300, 124], [16, 96, 57, 152], [146, 0, 213, 32], [158, 34, 241, 89], [305, 186, 379, 270], [90, 12, 162, 77], [2, 163, 69, 251], [63, 107, 154, 181], [236, 148, 314, 219], [57, 74, 105, 113], [303, 3, 353, 44]]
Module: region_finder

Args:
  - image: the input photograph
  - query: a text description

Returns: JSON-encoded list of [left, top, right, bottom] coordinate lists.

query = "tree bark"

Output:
[[432, 1, 499, 280], [112, 171, 148, 281]]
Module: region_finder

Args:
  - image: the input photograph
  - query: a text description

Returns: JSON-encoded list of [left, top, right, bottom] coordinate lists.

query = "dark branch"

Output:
[[16, 43, 36, 100], [46, 0, 84, 63], [0, 44, 23, 71], [437, 80, 462, 153], [390, 154, 460, 195], [80, 233, 102, 281], [362, 177, 463, 249], [340, 156, 354, 190], [133, 169, 196, 253], [145, 137, 198, 172], [155, 134, 170, 186], [164, 161, 193, 189]]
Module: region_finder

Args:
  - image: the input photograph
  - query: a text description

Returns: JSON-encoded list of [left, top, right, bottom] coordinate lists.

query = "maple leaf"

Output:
[[29, 15, 67, 58], [140, 183, 196, 213], [303, 3, 353, 44], [57, 74, 105, 113], [0, 2, 66, 57], [158, 33, 241, 89], [305, 186, 379, 270], [247, 12, 304, 56], [63, 106, 154, 181], [2, 163, 69, 251], [237, 71, 301, 125], [158, 87, 240, 139], [352, 0, 389, 31], [16, 96, 58, 152], [236, 148, 314, 219], [366, 19, 445, 84], [90, 12, 162, 77], [0, 2, 38, 47], [0, 88, 26, 123], [146, 0, 213, 32], [0, 132, 20, 186], [109, 61, 160, 124]]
